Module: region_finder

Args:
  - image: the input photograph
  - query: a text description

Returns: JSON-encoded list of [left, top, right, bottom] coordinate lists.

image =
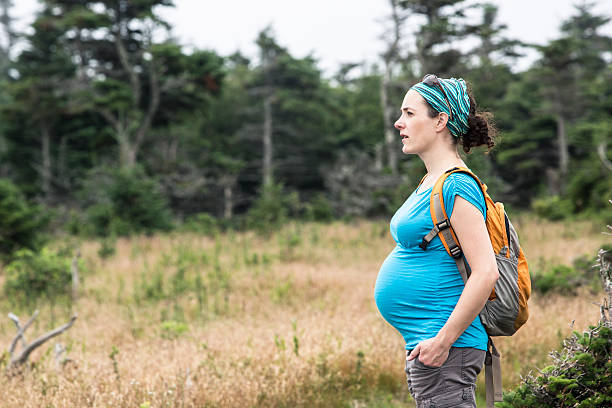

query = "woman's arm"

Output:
[[407, 195, 499, 367]]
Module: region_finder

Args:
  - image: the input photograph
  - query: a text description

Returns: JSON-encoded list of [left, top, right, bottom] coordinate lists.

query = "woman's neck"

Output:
[[419, 147, 466, 178]]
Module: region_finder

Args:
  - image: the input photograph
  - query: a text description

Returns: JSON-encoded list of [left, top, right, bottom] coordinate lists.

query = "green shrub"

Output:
[[531, 248, 610, 295], [304, 193, 334, 222], [80, 166, 173, 237], [0, 179, 49, 260], [532, 195, 574, 220], [98, 236, 117, 259], [502, 211, 611, 407], [4, 248, 78, 303], [246, 183, 300, 234], [182, 212, 219, 235], [499, 324, 612, 408], [531, 264, 580, 295]]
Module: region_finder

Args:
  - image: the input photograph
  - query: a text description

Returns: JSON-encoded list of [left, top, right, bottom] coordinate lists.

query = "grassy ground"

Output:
[[0, 215, 607, 407]]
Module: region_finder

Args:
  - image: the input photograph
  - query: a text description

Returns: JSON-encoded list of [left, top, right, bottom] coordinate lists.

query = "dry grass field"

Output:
[[0, 215, 607, 407]]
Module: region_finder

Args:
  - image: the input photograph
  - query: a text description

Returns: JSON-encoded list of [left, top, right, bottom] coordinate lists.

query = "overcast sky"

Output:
[[8, 0, 612, 76]]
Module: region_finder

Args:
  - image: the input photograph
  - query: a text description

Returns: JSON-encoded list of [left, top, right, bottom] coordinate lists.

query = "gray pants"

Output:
[[404, 347, 485, 408]]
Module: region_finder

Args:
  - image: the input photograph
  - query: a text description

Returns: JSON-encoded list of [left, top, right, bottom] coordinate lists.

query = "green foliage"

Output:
[[500, 324, 612, 408], [160, 320, 189, 339], [80, 167, 173, 237], [532, 195, 575, 221], [270, 280, 293, 305], [109, 345, 120, 383], [4, 247, 78, 304], [246, 183, 300, 235], [531, 249, 609, 295], [0, 179, 49, 260], [304, 193, 335, 222], [133, 244, 231, 318], [97, 236, 117, 259], [181, 212, 219, 235]]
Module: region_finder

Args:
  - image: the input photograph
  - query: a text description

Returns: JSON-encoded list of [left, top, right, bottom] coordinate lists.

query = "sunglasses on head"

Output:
[[422, 74, 453, 122]]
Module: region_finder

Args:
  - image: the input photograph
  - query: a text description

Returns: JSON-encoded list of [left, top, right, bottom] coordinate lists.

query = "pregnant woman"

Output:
[[374, 74, 500, 408]]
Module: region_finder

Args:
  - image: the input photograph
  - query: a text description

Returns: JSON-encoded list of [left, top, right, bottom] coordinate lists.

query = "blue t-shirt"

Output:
[[374, 172, 488, 351]]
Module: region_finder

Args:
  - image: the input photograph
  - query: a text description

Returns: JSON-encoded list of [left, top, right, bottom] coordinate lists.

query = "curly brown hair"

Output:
[[423, 82, 497, 153]]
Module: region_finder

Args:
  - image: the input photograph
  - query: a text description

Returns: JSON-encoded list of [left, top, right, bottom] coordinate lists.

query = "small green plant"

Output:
[[182, 212, 218, 235], [109, 346, 120, 384], [304, 193, 334, 222], [292, 319, 299, 356], [160, 320, 189, 339], [279, 226, 302, 261], [195, 273, 208, 317], [274, 333, 286, 352], [271, 280, 293, 305], [98, 236, 117, 259], [137, 268, 165, 302], [246, 183, 300, 235]]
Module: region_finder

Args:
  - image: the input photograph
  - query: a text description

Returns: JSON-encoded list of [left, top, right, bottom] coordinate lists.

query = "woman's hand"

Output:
[[407, 336, 452, 367]]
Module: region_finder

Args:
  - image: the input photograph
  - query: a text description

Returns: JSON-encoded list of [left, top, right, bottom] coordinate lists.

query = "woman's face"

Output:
[[394, 89, 442, 155]]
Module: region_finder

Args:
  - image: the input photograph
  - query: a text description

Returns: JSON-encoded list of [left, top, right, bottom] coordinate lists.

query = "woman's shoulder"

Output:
[[442, 171, 482, 194], [442, 171, 486, 217]]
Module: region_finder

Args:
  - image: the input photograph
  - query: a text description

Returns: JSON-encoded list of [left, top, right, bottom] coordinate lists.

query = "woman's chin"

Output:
[[401, 145, 416, 155]]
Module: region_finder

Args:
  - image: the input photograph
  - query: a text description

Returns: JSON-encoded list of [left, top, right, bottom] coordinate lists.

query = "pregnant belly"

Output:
[[374, 246, 442, 330]]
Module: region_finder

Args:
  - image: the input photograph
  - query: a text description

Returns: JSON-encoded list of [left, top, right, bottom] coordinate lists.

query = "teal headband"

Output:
[[410, 77, 470, 138]]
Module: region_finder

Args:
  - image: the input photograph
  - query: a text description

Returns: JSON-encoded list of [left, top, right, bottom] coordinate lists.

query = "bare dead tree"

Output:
[[379, 0, 409, 175], [7, 311, 77, 372], [219, 174, 238, 219], [71, 251, 81, 301], [597, 142, 612, 172]]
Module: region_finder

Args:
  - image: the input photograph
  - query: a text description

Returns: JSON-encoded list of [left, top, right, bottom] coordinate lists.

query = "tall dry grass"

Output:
[[0, 216, 607, 407]]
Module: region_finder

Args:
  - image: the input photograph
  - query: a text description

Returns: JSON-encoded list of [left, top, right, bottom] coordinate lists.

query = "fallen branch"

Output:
[[7, 312, 77, 372], [8, 310, 39, 355]]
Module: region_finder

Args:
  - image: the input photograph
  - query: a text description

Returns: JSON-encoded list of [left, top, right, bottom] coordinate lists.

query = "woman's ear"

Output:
[[435, 112, 450, 132]]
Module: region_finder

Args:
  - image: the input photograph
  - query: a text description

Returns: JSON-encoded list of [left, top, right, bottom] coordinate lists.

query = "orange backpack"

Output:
[[418, 167, 531, 408]]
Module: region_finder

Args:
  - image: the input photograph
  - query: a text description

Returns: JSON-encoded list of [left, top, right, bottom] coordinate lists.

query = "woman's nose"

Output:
[[394, 118, 402, 130]]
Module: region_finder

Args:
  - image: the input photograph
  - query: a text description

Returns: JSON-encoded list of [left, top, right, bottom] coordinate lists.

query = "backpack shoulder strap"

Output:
[[419, 167, 487, 282]]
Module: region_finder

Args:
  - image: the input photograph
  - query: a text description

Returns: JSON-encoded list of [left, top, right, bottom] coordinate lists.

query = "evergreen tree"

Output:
[[246, 28, 341, 198], [398, 0, 473, 76], [43, 0, 188, 169], [532, 2, 612, 195], [3, 6, 75, 202]]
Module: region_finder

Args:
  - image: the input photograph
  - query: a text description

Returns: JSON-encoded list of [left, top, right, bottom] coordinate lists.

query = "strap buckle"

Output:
[[436, 220, 450, 230], [419, 220, 452, 251], [449, 245, 462, 259]]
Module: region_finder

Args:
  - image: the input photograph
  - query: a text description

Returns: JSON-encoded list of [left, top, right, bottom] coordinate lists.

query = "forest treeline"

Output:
[[0, 0, 611, 242]]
